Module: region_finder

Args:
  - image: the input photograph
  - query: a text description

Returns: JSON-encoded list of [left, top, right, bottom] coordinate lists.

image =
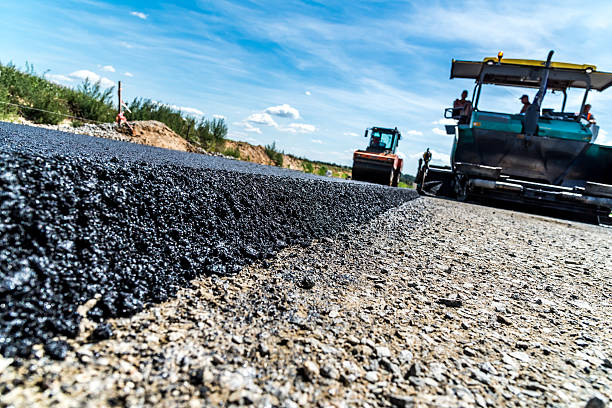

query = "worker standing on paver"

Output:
[[519, 94, 531, 114]]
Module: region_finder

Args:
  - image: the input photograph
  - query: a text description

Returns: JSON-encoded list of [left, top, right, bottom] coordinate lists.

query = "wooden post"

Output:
[[117, 81, 122, 125]]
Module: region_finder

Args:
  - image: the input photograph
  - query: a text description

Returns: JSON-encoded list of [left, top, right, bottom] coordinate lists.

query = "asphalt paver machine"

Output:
[[416, 51, 612, 224], [352, 127, 403, 187]]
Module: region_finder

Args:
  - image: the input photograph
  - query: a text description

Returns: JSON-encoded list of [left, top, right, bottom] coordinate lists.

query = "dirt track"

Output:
[[2, 197, 610, 407]]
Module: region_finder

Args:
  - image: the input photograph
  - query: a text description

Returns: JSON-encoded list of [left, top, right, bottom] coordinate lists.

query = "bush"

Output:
[[265, 142, 284, 167], [0, 62, 227, 148], [223, 146, 240, 159], [66, 78, 115, 123], [301, 161, 314, 173], [317, 166, 328, 176], [127, 98, 227, 148]]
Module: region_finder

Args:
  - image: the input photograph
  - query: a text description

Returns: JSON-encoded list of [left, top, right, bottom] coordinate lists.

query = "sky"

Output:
[[2, 0, 612, 174]]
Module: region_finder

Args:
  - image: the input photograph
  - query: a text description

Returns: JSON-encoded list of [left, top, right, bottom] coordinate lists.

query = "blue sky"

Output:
[[2, 1, 612, 173]]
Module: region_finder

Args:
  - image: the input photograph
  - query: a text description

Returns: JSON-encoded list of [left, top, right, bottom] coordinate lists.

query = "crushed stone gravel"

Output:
[[1, 198, 610, 407], [0, 122, 417, 358]]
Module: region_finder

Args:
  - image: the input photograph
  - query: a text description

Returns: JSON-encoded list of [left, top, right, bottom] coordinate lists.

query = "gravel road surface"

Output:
[[0, 122, 416, 359], [1, 123, 611, 407]]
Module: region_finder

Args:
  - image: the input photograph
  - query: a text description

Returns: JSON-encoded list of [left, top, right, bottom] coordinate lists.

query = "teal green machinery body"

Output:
[[451, 111, 612, 187], [417, 51, 612, 222]]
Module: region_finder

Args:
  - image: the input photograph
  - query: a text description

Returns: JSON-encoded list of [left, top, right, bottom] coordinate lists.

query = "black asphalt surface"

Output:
[[0, 122, 418, 358]]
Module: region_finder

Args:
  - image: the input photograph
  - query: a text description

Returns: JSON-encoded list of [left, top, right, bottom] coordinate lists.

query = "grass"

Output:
[[0, 62, 227, 147], [265, 142, 284, 167], [223, 146, 240, 159]]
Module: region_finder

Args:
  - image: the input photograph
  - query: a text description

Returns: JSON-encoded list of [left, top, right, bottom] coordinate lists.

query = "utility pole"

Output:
[[117, 81, 122, 125]]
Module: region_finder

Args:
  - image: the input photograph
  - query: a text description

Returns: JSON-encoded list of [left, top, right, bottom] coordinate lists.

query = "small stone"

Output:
[[302, 360, 319, 381], [493, 302, 506, 313], [479, 362, 498, 376], [89, 323, 113, 342], [376, 346, 391, 358], [510, 351, 530, 363], [406, 362, 422, 378], [298, 276, 315, 289], [320, 365, 340, 380], [437, 297, 462, 308], [562, 382, 578, 392], [516, 341, 529, 350], [258, 343, 270, 356], [189, 369, 204, 385], [463, 347, 477, 357], [44, 340, 70, 360], [585, 397, 605, 408], [381, 358, 401, 378], [496, 315, 512, 325], [347, 335, 360, 345], [399, 350, 413, 364], [365, 371, 379, 383], [388, 395, 414, 408], [470, 368, 490, 385]]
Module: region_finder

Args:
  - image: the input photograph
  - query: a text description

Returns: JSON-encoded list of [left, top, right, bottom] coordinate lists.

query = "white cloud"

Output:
[[131, 11, 147, 20], [433, 118, 457, 126], [170, 105, 204, 117], [213, 114, 226, 120], [343, 132, 359, 137], [432, 127, 449, 136], [124, 72, 134, 77], [405, 130, 423, 136], [101, 65, 115, 73], [596, 128, 611, 146], [120, 42, 133, 49], [282, 123, 316, 133], [152, 101, 204, 117], [409, 149, 450, 164], [305, 91, 312, 96], [246, 112, 278, 127], [234, 121, 262, 134], [45, 74, 73, 84], [311, 139, 323, 144], [69, 70, 114, 88], [264, 104, 300, 119]]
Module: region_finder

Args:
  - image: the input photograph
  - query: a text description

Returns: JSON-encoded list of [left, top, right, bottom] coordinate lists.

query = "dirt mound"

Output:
[[224, 140, 274, 166], [124, 121, 197, 153]]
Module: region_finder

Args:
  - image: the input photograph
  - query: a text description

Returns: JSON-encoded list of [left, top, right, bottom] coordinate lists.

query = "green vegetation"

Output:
[[265, 142, 284, 167], [126, 98, 227, 149], [316, 166, 328, 176], [0, 62, 227, 147], [223, 146, 240, 159], [0, 63, 114, 124], [301, 161, 314, 173]]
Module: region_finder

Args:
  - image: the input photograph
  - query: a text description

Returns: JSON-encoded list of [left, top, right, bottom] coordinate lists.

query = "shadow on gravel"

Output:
[[429, 195, 605, 226], [0, 123, 418, 358]]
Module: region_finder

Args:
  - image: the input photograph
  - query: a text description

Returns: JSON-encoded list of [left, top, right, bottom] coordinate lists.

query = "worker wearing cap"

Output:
[[581, 104, 596, 125], [519, 95, 531, 114]]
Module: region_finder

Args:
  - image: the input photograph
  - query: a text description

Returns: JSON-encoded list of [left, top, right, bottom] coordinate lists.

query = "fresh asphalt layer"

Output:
[[0, 122, 418, 358]]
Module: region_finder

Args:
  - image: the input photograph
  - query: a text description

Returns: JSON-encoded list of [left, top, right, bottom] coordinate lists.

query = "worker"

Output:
[[581, 104, 596, 124], [453, 90, 472, 122], [519, 95, 531, 114], [423, 148, 432, 164]]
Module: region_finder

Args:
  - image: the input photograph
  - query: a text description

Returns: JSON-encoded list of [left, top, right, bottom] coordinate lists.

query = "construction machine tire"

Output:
[[453, 174, 468, 201], [391, 169, 400, 187]]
